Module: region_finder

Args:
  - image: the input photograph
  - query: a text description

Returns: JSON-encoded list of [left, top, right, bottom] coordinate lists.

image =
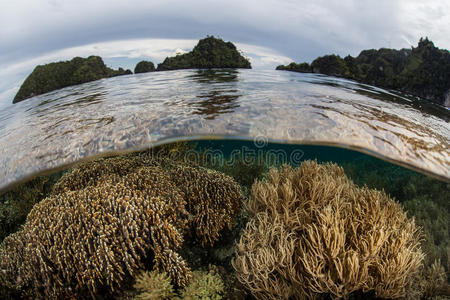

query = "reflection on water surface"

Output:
[[0, 69, 448, 194]]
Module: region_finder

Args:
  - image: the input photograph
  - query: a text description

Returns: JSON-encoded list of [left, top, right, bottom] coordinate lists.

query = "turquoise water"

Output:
[[192, 139, 442, 195]]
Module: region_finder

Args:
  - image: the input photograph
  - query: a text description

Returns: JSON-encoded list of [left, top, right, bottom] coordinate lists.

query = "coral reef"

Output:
[[214, 154, 270, 196], [403, 196, 449, 274], [134, 271, 175, 300], [166, 163, 242, 246], [343, 154, 450, 291], [180, 269, 224, 300], [0, 175, 57, 242], [0, 166, 190, 298], [0, 153, 243, 299], [423, 260, 449, 298], [233, 161, 424, 299], [134, 268, 224, 300]]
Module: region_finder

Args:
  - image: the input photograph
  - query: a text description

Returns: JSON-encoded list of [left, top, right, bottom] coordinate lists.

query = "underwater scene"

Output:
[[0, 67, 449, 299], [0, 139, 449, 299]]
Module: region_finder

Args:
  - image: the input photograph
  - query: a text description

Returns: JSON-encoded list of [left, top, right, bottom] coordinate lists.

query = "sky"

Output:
[[1, 0, 449, 108]]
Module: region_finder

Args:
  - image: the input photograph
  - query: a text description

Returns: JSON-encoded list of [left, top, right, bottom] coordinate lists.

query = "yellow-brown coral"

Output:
[[134, 269, 225, 300], [180, 269, 225, 300], [134, 270, 176, 300], [167, 164, 242, 246], [232, 161, 424, 299], [0, 166, 189, 298], [423, 260, 449, 298], [0, 153, 243, 299]]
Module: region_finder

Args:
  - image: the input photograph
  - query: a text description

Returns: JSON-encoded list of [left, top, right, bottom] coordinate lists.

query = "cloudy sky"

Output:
[[1, 0, 449, 108]]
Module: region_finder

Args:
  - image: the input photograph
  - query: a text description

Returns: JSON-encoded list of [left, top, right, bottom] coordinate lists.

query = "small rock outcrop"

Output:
[[134, 60, 156, 74]]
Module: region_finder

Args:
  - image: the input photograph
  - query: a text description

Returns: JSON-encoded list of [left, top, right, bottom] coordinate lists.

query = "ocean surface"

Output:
[[0, 69, 449, 193]]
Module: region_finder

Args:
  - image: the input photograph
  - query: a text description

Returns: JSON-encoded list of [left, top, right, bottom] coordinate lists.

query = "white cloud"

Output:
[[235, 43, 293, 68], [397, 0, 450, 48]]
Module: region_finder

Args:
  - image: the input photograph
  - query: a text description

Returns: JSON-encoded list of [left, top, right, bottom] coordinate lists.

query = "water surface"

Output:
[[0, 69, 449, 192]]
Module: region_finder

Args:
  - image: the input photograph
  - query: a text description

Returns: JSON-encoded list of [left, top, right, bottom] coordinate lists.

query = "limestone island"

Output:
[[134, 60, 155, 74], [13, 56, 132, 104], [276, 38, 450, 107], [156, 36, 251, 71]]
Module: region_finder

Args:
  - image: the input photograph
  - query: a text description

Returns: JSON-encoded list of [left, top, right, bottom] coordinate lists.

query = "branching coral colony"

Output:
[[233, 161, 425, 299], [1, 149, 447, 300], [0, 152, 243, 299]]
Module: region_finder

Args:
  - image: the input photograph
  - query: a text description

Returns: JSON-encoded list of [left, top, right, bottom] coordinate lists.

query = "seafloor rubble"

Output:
[[0, 143, 448, 299]]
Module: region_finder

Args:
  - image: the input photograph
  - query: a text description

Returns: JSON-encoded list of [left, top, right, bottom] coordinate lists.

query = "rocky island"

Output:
[[156, 36, 251, 70], [13, 37, 251, 104], [134, 60, 156, 74], [13, 56, 132, 103], [277, 38, 450, 107]]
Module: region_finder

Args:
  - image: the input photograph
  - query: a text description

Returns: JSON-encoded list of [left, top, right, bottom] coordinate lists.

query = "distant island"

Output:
[[276, 38, 450, 107], [156, 36, 251, 70], [13, 37, 251, 104], [13, 56, 132, 103], [16, 37, 449, 106], [134, 60, 155, 74]]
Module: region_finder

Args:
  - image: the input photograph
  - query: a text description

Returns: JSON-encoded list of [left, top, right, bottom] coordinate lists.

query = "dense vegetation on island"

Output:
[[277, 38, 450, 106], [134, 60, 155, 74], [13, 37, 251, 103], [13, 56, 132, 103], [157, 36, 251, 71]]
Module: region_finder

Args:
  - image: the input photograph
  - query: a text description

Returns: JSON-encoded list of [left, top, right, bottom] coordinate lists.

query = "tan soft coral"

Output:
[[233, 161, 424, 299], [0, 154, 243, 299]]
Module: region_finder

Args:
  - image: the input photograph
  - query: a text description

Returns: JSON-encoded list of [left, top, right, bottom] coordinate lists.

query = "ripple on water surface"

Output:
[[0, 69, 449, 192]]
